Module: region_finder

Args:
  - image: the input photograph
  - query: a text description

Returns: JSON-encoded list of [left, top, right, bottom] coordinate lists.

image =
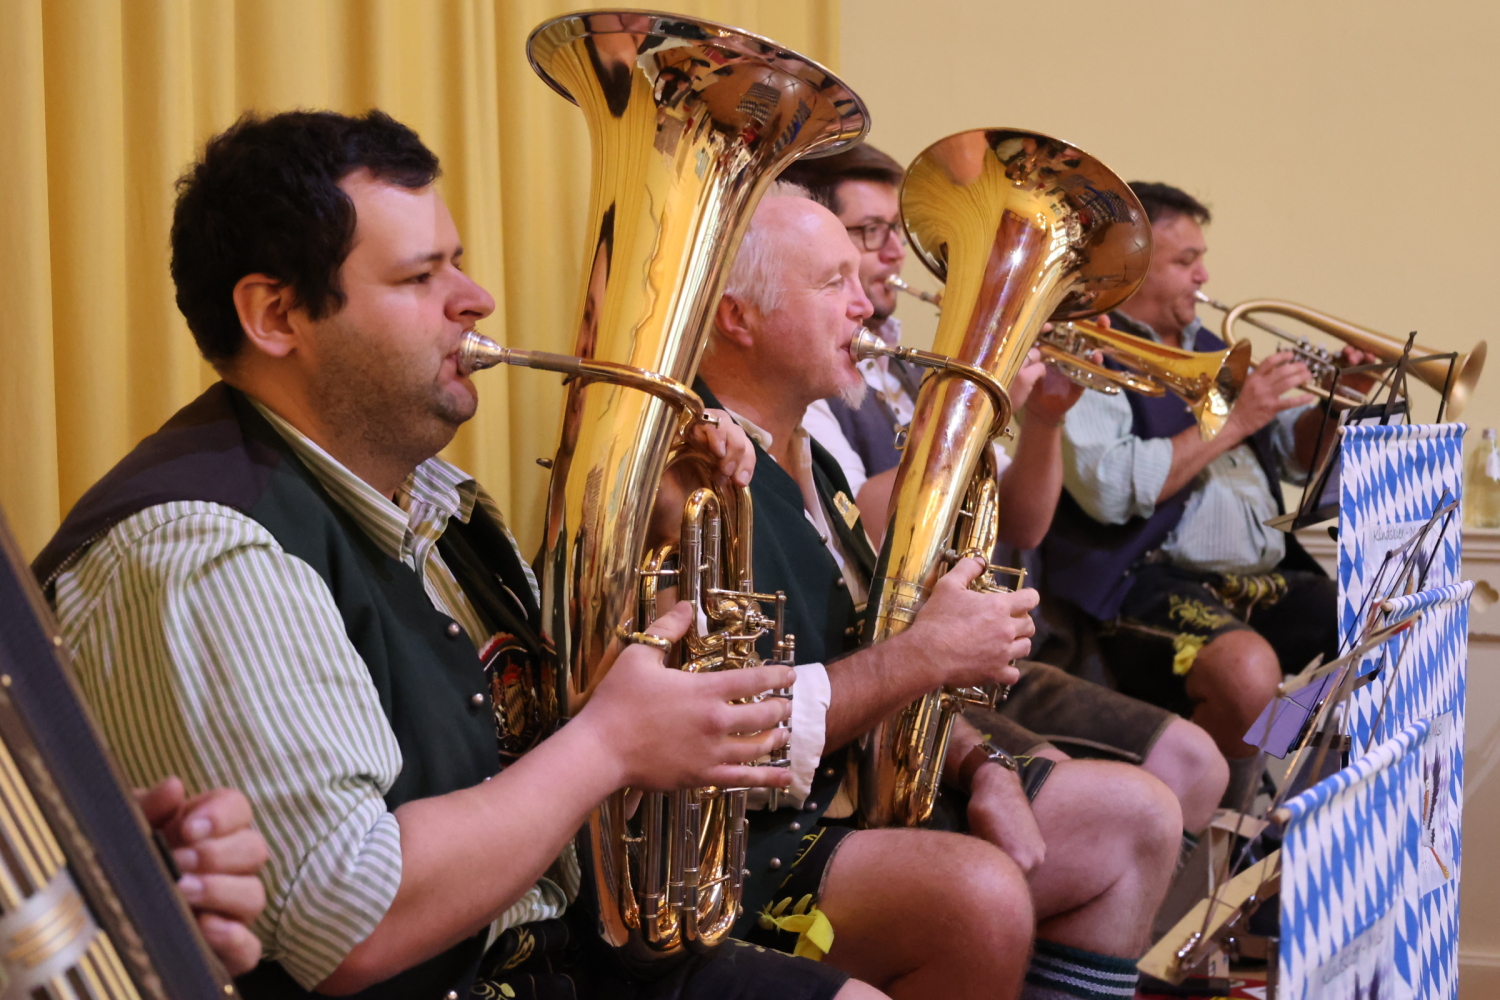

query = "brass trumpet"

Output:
[[1196, 292, 1487, 419], [883, 274, 1247, 439], [884, 274, 943, 307]]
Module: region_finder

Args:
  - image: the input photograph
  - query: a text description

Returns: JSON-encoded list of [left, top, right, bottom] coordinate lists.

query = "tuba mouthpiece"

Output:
[[849, 326, 898, 363], [458, 329, 510, 375]]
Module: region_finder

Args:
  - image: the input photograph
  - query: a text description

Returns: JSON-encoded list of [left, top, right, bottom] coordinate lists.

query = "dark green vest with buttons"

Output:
[[35, 384, 531, 1000], [693, 382, 875, 932]]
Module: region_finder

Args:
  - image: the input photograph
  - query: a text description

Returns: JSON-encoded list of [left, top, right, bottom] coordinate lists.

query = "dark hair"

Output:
[[1128, 182, 1212, 226], [170, 109, 441, 365], [778, 143, 905, 215]]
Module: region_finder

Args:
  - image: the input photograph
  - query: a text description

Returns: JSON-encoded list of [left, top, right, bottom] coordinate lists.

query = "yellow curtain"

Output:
[[0, 0, 840, 560]]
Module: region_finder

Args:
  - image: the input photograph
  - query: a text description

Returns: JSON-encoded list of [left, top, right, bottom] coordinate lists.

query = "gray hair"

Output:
[[710, 181, 813, 352]]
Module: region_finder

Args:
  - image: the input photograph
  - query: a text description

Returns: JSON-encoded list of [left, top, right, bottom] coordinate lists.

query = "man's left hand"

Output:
[[138, 777, 268, 976], [686, 408, 755, 489], [965, 762, 1046, 875], [1334, 346, 1383, 398], [1022, 360, 1086, 427]]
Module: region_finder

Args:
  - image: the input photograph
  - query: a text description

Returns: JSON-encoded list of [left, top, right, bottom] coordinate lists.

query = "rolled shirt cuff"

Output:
[[1131, 435, 1175, 515], [748, 662, 830, 810], [270, 807, 404, 989], [785, 662, 830, 807]]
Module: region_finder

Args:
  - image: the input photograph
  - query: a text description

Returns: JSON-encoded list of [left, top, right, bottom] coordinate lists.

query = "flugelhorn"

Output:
[[1038, 320, 1251, 440], [856, 129, 1151, 829], [493, 12, 867, 967], [883, 272, 1244, 438], [1196, 292, 1486, 419]]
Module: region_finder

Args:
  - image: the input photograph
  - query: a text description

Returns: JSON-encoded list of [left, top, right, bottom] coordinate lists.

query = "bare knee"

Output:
[[819, 829, 1033, 980], [1143, 718, 1229, 833], [834, 980, 891, 1000], [939, 836, 1036, 954], [1115, 767, 1183, 872], [1190, 632, 1280, 728]]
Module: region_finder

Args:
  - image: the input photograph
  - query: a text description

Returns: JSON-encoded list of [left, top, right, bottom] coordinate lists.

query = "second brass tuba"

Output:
[[478, 11, 867, 967], [856, 129, 1151, 828]]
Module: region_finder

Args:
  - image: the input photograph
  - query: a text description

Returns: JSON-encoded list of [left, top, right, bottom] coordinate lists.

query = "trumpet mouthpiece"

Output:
[[885, 274, 943, 307], [1194, 290, 1231, 312]]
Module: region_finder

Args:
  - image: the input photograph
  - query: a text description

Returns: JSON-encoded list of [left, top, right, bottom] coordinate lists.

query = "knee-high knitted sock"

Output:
[[1221, 755, 1262, 811], [1021, 940, 1139, 1000]]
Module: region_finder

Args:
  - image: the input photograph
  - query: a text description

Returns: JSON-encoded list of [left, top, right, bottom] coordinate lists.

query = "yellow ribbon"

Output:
[[1172, 633, 1206, 676], [758, 894, 836, 961]]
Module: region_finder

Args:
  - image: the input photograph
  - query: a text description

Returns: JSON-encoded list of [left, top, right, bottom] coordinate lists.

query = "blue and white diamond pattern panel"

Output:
[[1333, 423, 1467, 1000], [1338, 423, 1464, 659], [1280, 720, 1428, 1000], [1345, 581, 1470, 1000]]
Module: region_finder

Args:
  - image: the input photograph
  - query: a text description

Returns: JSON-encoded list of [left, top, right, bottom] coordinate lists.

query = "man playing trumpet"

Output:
[[1044, 183, 1372, 803]]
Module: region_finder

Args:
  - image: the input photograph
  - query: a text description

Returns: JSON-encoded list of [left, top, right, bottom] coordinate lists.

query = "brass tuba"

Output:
[[856, 129, 1151, 828], [468, 11, 866, 966]]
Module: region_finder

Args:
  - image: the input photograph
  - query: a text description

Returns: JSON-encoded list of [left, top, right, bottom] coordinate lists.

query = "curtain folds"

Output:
[[0, 0, 840, 558]]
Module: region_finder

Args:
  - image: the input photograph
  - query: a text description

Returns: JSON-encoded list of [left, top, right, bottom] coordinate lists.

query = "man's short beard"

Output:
[[308, 316, 472, 471], [838, 377, 869, 410]]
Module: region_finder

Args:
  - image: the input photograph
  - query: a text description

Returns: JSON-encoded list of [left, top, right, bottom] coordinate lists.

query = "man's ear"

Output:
[[232, 274, 300, 359], [712, 293, 758, 349]]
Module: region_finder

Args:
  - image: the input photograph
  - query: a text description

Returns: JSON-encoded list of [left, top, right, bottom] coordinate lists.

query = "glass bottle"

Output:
[[1467, 428, 1500, 528]]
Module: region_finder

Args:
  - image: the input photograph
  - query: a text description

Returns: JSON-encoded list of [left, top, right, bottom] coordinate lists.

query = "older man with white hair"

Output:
[[699, 191, 1181, 1000]]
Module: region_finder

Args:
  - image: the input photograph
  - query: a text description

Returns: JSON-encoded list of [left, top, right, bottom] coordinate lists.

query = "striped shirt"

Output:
[[53, 398, 564, 989], [1060, 318, 1309, 575]]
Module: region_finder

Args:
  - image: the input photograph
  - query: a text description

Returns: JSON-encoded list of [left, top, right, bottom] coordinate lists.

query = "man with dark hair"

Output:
[[36, 110, 888, 1000], [1043, 181, 1365, 803], [699, 193, 1182, 1000]]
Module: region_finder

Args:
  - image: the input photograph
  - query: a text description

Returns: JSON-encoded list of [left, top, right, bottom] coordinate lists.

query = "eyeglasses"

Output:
[[845, 220, 907, 252]]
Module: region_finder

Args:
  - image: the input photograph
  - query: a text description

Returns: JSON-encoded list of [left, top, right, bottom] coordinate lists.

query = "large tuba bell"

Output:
[[468, 11, 866, 965], [856, 129, 1151, 828]]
